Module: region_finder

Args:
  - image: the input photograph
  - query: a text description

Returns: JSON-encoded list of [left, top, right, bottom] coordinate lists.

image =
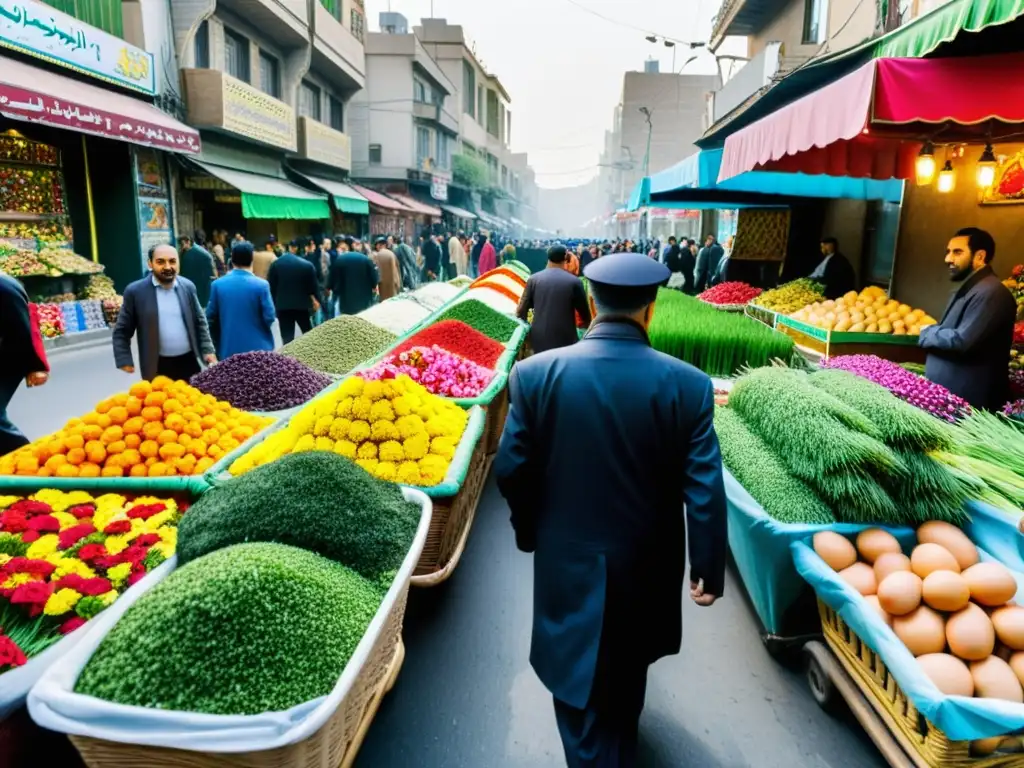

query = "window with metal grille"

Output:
[[369, 144, 382, 164], [329, 96, 344, 131], [300, 81, 322, 121], [224, 28, 250, 82], [194, 20, 210, 69], [259, 52, 280, 99], [351, 9, 365, 42]]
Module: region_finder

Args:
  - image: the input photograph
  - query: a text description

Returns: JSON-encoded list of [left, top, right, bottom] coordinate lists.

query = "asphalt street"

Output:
[[7, 343, 889, 768]]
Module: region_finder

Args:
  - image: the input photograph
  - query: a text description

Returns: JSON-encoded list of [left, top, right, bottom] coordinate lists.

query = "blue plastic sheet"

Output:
[[792, 514, 1024, 741]]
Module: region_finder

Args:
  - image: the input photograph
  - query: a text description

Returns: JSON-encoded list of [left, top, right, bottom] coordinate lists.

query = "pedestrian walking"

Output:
[[372, 237, 401, 301], [205, 241, 277, 359], [449, 231, 467, 277], [694, 235, 725, 294], [0, 273, 49, 456], [113, 244, 217, 381], [178, 231, 216, 309], [516, 245, 591, 354], [394, 235, 420, 290], [252, 237, 278, 280], [495, 251, 727, 768], [478, 232, 498, 274], [268, 240, 321, 344], [470, 232, 485, 278], [329, 240, 379, 315], [419, 232, 443, 282]]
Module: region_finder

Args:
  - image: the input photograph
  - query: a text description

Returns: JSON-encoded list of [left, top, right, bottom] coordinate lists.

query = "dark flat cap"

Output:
[[584, 251, 669, 287]]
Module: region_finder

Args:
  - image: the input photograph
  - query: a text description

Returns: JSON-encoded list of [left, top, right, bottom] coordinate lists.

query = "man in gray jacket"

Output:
[[113, 243, 216, 381]]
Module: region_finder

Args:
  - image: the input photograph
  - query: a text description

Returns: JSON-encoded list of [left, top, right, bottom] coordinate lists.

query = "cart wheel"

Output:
[[805, 648, 841, 714]]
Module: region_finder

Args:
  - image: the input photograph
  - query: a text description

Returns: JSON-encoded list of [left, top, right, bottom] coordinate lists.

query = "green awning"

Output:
[[291, 172, 371, 215], [193, 162, 331, 220], [873, 0, 1024, 58]]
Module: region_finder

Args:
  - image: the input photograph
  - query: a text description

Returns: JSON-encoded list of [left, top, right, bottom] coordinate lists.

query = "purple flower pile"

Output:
[[1004, 399, 1024, 423], [190, 351, 332, 412], [823, 354, 971, 423], [362, 345, 495, 399]]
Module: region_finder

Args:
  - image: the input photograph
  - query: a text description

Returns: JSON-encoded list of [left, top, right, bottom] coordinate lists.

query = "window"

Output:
[[802, 0, 829, 43], [319, 0, 342, 20], [369, 144, 382, 164], [436, 133, 449, 169], [414, 79, 427, 103], [486, 90, 500, 138], [223, 28, 250, 82], [350, 9, 365, 41], [194, 20, 210, 68], [499, 103, 505, 141], [462, 61, 475, 117], [477, 86, 484, 122], [258, 52, 280, 98], [300, 80, 321, 121], [506, 111, 512, 145], [501, 165, 508, 188], [416, 127, 431, 167], [329, 95, 344, 131]]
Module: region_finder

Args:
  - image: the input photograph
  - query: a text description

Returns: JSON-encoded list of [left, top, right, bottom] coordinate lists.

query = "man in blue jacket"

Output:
[[495, 252, 728, 767], [206, 241, 277, 359]]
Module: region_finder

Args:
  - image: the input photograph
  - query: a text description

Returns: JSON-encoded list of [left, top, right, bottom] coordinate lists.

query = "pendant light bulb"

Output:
[[976, 143, 997, 189], [915, 141, 936, 186], [937, 160, 956, 194]]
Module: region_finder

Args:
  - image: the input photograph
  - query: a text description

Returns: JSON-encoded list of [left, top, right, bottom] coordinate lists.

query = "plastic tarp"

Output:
[[791, 501, 1024, 741], [873, 0, 1024, 59], [29, 488, 433, 752], [626, 177, 651, 212], [292, 173, 370, 216]]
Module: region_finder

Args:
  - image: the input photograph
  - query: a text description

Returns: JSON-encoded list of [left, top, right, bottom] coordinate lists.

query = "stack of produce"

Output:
[[405, 282, 462, 312], [190, 352, 331, 412], [471, 267, 527, 307], [37, 248, 103, 275], [79, 300, 107, 331], [0, 250, 59, 277], [433, 299, 521, 344], [362, 346, 495, 399], [390, 320, 506, 369], [229, 374, 470, 486], [59, 301, 83, 334], [824, 355, 970, 423], [79, 274, 118, 301], [648, 290, 795, 377], [697, 281, 762, 307], [503, 260, 531, 281], [38, 292, 75, 304], [357, 298, 431, 336], [0, 490, 180, 672], [0, 219, 65, 245], [722, 367, 968, 525], [33, 303, 64, 338], [790, 287, 937, 335], [813, 525, 1024, 755], [102, 298, 122, 326], [280, 316, 397, 375], [0, 377, 274, 478], [753, 278, 824, 313]]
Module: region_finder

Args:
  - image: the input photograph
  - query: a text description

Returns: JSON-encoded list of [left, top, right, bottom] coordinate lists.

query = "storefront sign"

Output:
[[0, 84, 200, 153], [134, 147, 173, 269], [222, 77, 296, 152], [298, 116, 350, 170], [0, 0, 156, 95], [430, 172, 449, 202]]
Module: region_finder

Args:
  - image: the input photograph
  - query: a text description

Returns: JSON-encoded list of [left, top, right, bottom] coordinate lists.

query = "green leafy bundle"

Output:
[[76, 543, 382, 715], [945, 411, 1024, 514], [714, 406, 835, 525], [178, 452, 420, 586]]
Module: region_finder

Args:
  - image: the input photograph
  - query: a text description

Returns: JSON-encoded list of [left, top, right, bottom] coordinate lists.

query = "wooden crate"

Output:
[[70, 593, 410, 768], [483, 387, 509, 456], [778, 322, 927, 364], [818, 599, 1024, 767]]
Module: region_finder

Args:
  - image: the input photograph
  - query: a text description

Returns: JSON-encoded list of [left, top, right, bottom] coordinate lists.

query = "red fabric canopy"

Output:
[[719, 52, 1024, 183], [350, 184, 416, 213]]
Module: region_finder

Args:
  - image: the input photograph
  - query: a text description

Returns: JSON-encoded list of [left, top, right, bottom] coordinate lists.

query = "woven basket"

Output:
[[410, 435, 489, 587], [69, 593, 409, 768], [483, 387, 509, 456], [818, 599, 1024, 767]]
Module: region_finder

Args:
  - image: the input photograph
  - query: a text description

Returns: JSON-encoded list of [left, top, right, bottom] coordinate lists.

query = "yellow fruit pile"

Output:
[[0, 377, 273, 478], [790, 287, 938, 335], [230, 374, 470, 486]]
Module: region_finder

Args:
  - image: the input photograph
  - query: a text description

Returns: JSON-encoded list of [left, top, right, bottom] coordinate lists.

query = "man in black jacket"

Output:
[[919, 227, 1017, 411], [0, 273, 49, 455], [268, 241, 321, 344], [694, 235, 725, 294], [516, 245, 591, 353], [809, 236, 856, 300], [419, 232, 443, 282]]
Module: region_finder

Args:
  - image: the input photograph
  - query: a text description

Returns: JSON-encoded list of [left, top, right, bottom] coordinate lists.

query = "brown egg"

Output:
[[972, 737, 1004, 756], [946, 603, 995, 661], [874, 552, 912, 583], [992, 606, 1024, 651], [963, 562, 1018, 607], [839, 562, 877, 596], [877, 571, 922, 616], [1008, 652, 1024, 688], [893, 605, 947, 657], [917, 521, 979, 570], [911, 543, 961, 579], [1001, 737, 1024, 754], [856, 528, 902, 564], [917, 653, 974, 696], [864, 595, 892, 626], [922, 571, 971, 612], [971, 656, 1024, 702], [813, 531, 858, 572]]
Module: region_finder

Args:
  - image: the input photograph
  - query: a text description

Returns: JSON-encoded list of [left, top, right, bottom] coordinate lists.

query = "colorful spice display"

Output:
[[0, 490, 181, 670], [648, 290, 795, 376], [0, 378, 273, 479], [357, 298, 431, 336], [752, 278, 824, 313], [698, 282, 763, 306], [229, 374, 470, 486], [391, 319, 506, 369], [280, 316, 397, 375], [433, 299, 521, 343], [471, 267, 527, 291], [457, 286, 518, 315], [404, 282, 462, 312], [363, 346, 495, 399], [470, 276, 524, 306], [190, 352, 331, 413]]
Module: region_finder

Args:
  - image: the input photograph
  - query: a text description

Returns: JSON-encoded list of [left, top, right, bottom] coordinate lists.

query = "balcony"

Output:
[[297, 116, 352, 171], [711, 42, 781, 124], [312, 1, 366, 90], [217, 0, 309, 47], [710, 0, 790, 49], [182, 69, 297, 152], [413, 102, 460, 135]]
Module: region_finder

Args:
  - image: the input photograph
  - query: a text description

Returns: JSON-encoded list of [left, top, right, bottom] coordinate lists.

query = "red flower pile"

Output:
[[392, 320, 506, 369], [697, 282, 763, 306]]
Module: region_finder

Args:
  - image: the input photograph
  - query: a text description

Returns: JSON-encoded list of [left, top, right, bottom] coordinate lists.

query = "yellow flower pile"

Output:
[[229, 374, 470, 486]]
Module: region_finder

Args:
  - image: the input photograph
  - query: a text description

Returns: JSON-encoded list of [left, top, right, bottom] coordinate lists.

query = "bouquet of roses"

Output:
[[0, 490, 182, 671]]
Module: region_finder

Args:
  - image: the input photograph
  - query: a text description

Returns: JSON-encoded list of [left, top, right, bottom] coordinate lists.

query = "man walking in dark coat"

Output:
[[178, 231, 216, 310], [0, 273, 49, 455], [919, 227, 1017, 411], [516, 245, 591, 354], [496, 252, 728, 767], [694, 235, 725, 294], [329, 242, 379, 315], [268, 240, 321, 344], [420, 232, 443, 282], [470, 232, 485, 278]]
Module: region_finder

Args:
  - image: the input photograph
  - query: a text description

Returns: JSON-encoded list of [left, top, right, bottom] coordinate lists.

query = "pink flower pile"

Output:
[[363, 345, 495, 399]]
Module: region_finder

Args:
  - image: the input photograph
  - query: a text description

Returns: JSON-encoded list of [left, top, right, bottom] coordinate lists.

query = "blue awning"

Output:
[[627, 177, 650, 212]]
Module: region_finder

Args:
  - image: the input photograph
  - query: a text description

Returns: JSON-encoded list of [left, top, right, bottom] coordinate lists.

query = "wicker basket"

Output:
[[410, 435, 490, 587], [818, 599, 1024, 768], [482, 387, 509, 455], [69, 593, 409, 768]]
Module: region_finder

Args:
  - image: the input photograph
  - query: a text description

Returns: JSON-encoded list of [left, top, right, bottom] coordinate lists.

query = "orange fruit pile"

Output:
[[0, 376, 274, 478]]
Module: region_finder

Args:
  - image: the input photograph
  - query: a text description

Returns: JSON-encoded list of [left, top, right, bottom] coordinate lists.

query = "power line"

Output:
[[559, 0, 705, 47]]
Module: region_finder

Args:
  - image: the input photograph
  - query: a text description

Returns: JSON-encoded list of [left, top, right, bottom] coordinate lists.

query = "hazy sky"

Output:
[[366, 0, 745, 189]]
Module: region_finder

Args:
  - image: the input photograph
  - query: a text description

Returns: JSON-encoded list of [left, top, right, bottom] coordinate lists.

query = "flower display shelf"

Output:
[[775, 315, 926, 364]]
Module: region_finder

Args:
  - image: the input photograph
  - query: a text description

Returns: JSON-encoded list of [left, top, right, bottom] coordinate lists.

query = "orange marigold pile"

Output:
[[0, 376, 273, 479]]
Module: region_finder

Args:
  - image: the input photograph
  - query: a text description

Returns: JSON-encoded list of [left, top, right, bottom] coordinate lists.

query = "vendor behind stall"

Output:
[[919, 228, 1016, 411], [809, 237, 855, 300]]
